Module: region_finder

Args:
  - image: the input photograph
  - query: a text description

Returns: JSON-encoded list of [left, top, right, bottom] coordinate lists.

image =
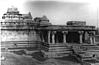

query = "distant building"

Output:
[[1, 7, 97, 58], [67, 21, 86, 26]]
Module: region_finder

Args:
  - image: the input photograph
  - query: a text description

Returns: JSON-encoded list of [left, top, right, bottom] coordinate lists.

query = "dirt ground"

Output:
[[1, 52, 90, 65]]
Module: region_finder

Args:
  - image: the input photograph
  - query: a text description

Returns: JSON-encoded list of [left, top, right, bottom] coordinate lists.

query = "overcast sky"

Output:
[[0, 0, 99, 27]]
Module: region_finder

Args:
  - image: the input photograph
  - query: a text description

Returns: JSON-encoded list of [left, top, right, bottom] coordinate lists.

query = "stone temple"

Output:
[[1, 7, 99, 59]]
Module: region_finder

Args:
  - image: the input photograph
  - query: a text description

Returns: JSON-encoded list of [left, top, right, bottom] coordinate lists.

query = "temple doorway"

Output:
[[67, 32, 80, 43], [55, 32, 63, 43]]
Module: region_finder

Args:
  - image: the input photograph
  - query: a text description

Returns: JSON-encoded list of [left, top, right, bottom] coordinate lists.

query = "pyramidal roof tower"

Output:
[[2, 6, 33, 22]]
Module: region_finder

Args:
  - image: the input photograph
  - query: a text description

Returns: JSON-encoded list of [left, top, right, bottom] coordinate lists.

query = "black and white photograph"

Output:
[[1, 0, 99, 65]]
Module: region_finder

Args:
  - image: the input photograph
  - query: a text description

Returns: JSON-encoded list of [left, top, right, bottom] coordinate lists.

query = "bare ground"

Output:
[[1, 52, 89, 65]]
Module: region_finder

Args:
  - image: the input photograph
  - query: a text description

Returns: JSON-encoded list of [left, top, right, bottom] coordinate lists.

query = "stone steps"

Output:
[[45, 52, 69, 58], [49, 43, 69, 47], [45, 43, 71, 58]]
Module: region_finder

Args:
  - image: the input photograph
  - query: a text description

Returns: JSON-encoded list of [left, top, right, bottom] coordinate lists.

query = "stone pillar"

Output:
[[52, 31, 56, 44], [93, 31, 96, 44], [42, 36, 45, 42], [62, 31, 68, 43], [48, 31, 50, 44], [78, 31, 84, 44], [90, 36, 93, 44], [40, 31, 44, 42], [89, 31, 95, 44]]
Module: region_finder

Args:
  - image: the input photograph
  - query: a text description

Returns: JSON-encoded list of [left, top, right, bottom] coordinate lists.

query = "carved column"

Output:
[[89, 32, 93, 44], [48, 31, 51, 44], [52, 31, 56, 44], [78, 31, 84, 44], [90, 35, 93, 44], [89, 31, 95, 44], [93, 31, 96, 44], [62, 31, 68, 43], [42, 36, 44, 42]]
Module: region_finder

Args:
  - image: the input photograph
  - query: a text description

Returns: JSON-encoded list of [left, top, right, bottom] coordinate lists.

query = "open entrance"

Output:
[[55, 32, 63, 43], [40, 31, 48, 42], [67, 32, 80, 43]]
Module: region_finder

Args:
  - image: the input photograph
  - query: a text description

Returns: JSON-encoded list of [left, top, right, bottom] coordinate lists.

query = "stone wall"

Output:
[[1, 30, 41, 42]]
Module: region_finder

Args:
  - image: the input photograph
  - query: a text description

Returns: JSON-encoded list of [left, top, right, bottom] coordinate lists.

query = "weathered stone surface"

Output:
[[1, 52, 82, 65]]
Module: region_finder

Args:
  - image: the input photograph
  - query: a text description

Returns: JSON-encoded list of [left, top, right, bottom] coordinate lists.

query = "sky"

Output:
[[0, 0, 99, 27]]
